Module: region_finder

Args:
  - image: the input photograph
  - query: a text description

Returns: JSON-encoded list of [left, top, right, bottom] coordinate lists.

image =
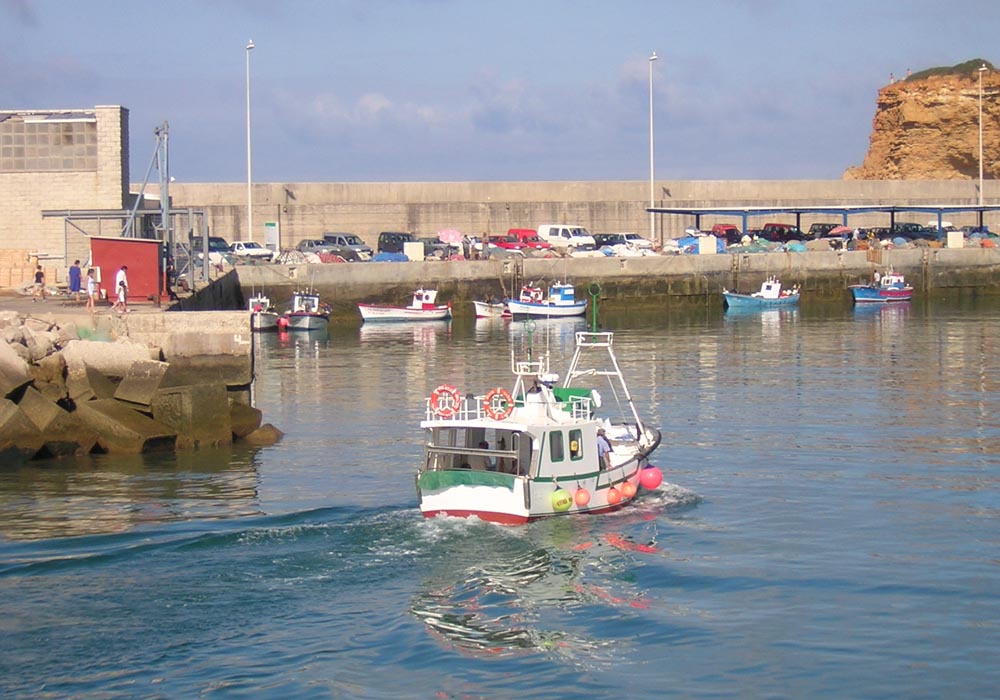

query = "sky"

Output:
[[2, 0, 998, 184]]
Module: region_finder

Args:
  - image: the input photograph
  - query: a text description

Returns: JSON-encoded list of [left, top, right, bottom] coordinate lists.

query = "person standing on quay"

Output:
[[85, 268, 97, 313], [32, 265, 46, 302], [68, 259, 82, 303], [112, 264, 129, 313]]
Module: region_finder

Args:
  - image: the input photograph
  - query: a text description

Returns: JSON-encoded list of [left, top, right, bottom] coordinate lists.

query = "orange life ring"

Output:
[[483, 387, 514, 420], [430, 384, 461, 418]]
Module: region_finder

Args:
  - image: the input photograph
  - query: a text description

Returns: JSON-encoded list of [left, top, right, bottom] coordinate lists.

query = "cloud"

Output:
[[0, 0, 37, 26]]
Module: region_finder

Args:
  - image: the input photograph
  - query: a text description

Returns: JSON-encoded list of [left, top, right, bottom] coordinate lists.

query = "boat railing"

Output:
[[575, 331, 613, 348], [424, 392, 592, 422]]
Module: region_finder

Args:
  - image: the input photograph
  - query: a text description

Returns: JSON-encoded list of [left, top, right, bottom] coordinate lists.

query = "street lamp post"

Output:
[[648, 51, 658, 244], [979, 63, 987, 208], [246, 39, 255, 242]]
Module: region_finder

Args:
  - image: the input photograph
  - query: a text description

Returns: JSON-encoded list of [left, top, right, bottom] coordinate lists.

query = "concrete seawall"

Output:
[[227, 248, 1000, 318]]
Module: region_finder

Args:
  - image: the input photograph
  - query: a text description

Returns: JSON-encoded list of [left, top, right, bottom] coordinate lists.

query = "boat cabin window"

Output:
[[568, 429, 583, 461], [424, 427, 530, 475], [549, 431, 565, 462]]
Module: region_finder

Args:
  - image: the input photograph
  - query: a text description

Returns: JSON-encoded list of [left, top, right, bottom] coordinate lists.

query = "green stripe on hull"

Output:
[[418, 470, 516, 491]]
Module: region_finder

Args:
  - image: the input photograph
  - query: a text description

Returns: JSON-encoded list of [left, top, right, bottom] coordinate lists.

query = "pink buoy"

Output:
[[277, 316, 289, 329], [574, 488, 591, 507], [621, 480, 637, 499], [640, 466, 663, 490], [606, 486, 622, 505]]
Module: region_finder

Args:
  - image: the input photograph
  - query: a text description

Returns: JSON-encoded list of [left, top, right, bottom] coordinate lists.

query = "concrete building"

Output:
[[0, 105, 129, 287]]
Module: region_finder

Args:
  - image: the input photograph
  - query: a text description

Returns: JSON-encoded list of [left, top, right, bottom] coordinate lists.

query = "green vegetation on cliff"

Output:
[[907, 58, 994, 81]]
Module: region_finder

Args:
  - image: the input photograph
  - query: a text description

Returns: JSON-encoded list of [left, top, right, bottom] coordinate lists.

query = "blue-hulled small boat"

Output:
[[505, 282, 587, 318], [722, 278, 800, 308], [849, 271, 913, 303]]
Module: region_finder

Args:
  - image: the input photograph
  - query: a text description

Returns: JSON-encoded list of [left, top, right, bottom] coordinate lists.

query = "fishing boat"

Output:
[[416, 289, 663, 524], [504, 282, 587, 318], [722, 277, 800, 308], [472, 299, 510, 319], [283, 290, 331, 331], [249, 292, 279, 332], [849, 270, 913, 303], [358, 288, 452, 322]]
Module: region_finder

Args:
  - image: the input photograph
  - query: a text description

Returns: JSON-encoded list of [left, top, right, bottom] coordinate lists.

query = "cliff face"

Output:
[[845, 67, 1000, 180]]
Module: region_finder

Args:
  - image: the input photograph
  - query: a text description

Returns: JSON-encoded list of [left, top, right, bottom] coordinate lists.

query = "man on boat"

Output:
[[597, 428, 612, 470]]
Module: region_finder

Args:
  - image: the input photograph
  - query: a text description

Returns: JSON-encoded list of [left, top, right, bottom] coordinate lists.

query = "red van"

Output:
[[507, 228, 552, 250]]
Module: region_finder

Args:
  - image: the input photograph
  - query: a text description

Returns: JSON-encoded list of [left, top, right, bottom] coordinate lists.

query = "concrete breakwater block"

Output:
[[229, 402, 263, 438], [151, 383, 232, 449], [0, 397, 43, 462], [0, 339, 31, 398], [115, 359, 169, 407], [19, 386, 98, 457], [76, 399, 177, 454]]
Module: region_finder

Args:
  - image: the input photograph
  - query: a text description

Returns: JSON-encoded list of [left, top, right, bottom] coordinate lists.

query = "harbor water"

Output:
[[1, 298, 998, 699]]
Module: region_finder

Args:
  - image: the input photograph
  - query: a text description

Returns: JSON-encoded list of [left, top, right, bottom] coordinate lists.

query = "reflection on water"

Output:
[[409, 516, 657, 663], [358, 320, 452, 348], [0, 449, 261, 541]]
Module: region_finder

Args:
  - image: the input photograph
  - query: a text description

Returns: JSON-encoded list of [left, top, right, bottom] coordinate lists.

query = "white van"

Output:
[[536, 224, 596, 252]]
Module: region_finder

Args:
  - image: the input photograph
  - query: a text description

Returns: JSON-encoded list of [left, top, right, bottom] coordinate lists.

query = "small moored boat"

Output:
[[284, 290, 331, 331], [416, 289, 663, 524], [849, 270, 913, 303], [358, 288, 452, 322], [722, 277, 800, 308], [472, 299, 510, 319], [249, 292, 279, 332], [504, 282, 587, 318]]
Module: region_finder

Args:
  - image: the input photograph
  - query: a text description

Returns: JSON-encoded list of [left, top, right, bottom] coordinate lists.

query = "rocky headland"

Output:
[[846, 59, 999, 181]]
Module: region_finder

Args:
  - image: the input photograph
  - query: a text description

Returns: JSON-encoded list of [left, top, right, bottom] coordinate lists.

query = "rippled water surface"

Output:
[[1, 299, 998, 699]]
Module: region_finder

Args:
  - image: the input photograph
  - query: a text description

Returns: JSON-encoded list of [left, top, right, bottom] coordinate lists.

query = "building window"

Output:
[[0, 116, 98, 172]]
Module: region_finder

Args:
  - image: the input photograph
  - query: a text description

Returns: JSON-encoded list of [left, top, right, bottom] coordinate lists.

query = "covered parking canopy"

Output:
[[647, 203, 1000, 235]]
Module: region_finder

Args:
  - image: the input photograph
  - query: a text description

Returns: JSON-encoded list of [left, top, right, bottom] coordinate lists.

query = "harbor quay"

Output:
[[219, 247, 1000, 319]]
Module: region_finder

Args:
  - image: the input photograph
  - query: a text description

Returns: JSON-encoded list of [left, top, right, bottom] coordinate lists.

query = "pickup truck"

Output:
[[229, 240, 275, 262], [536, 224, 596, 252]]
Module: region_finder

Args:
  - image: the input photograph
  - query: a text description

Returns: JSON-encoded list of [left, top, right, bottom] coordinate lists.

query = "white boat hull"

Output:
[[251, 311, 280, 332], [418, 461, 646, 524], [472, 301, 509, 319], [285, 312, 329, 331], [358, 304, 451, 322], [504, 299, 587, 317]]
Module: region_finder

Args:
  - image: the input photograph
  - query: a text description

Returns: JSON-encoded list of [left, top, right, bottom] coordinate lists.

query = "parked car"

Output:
[[807, 222, 839, 239], [377, 231, 417, 254], [507, 228, 552, 250], [621, 232, 655, 249], [296, 239, 337, 256], [417, 236, 453, 258], [593, 233, 629, 248], [229, 240, 275, 262], [488, 234, 527, 251], [322, 232, 373, 258], [191, 236, 233, 265], [711, 224, 743, 245], [759, 223, 806, 243], [536, 224, 596, 252]]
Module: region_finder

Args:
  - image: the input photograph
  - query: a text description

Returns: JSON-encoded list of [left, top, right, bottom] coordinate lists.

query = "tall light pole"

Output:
[[246, 39, 255, 242], [979, 63, 987, 208], [648, 51, 658, 244]]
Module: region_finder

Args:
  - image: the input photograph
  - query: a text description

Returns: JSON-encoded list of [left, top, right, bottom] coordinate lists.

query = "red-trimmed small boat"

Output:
[[472, 299, 511, 319], [358, 288, 452, 322], [849, 270, 913, 303], [283, 290, 331, 331], [416, 301, 662, 524]]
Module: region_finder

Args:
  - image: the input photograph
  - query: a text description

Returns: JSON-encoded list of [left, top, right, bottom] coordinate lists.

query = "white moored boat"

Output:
[[358, 288, 452, 322], [249, 292, 279, 332], [284, 290, 331, 331], [416, 309, 663, 524], [504, 282, 587, 318], [472, 299, 510, 319]]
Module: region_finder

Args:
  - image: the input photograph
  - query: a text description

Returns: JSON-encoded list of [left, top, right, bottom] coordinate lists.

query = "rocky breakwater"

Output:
[[0, 310, 281, 463]]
